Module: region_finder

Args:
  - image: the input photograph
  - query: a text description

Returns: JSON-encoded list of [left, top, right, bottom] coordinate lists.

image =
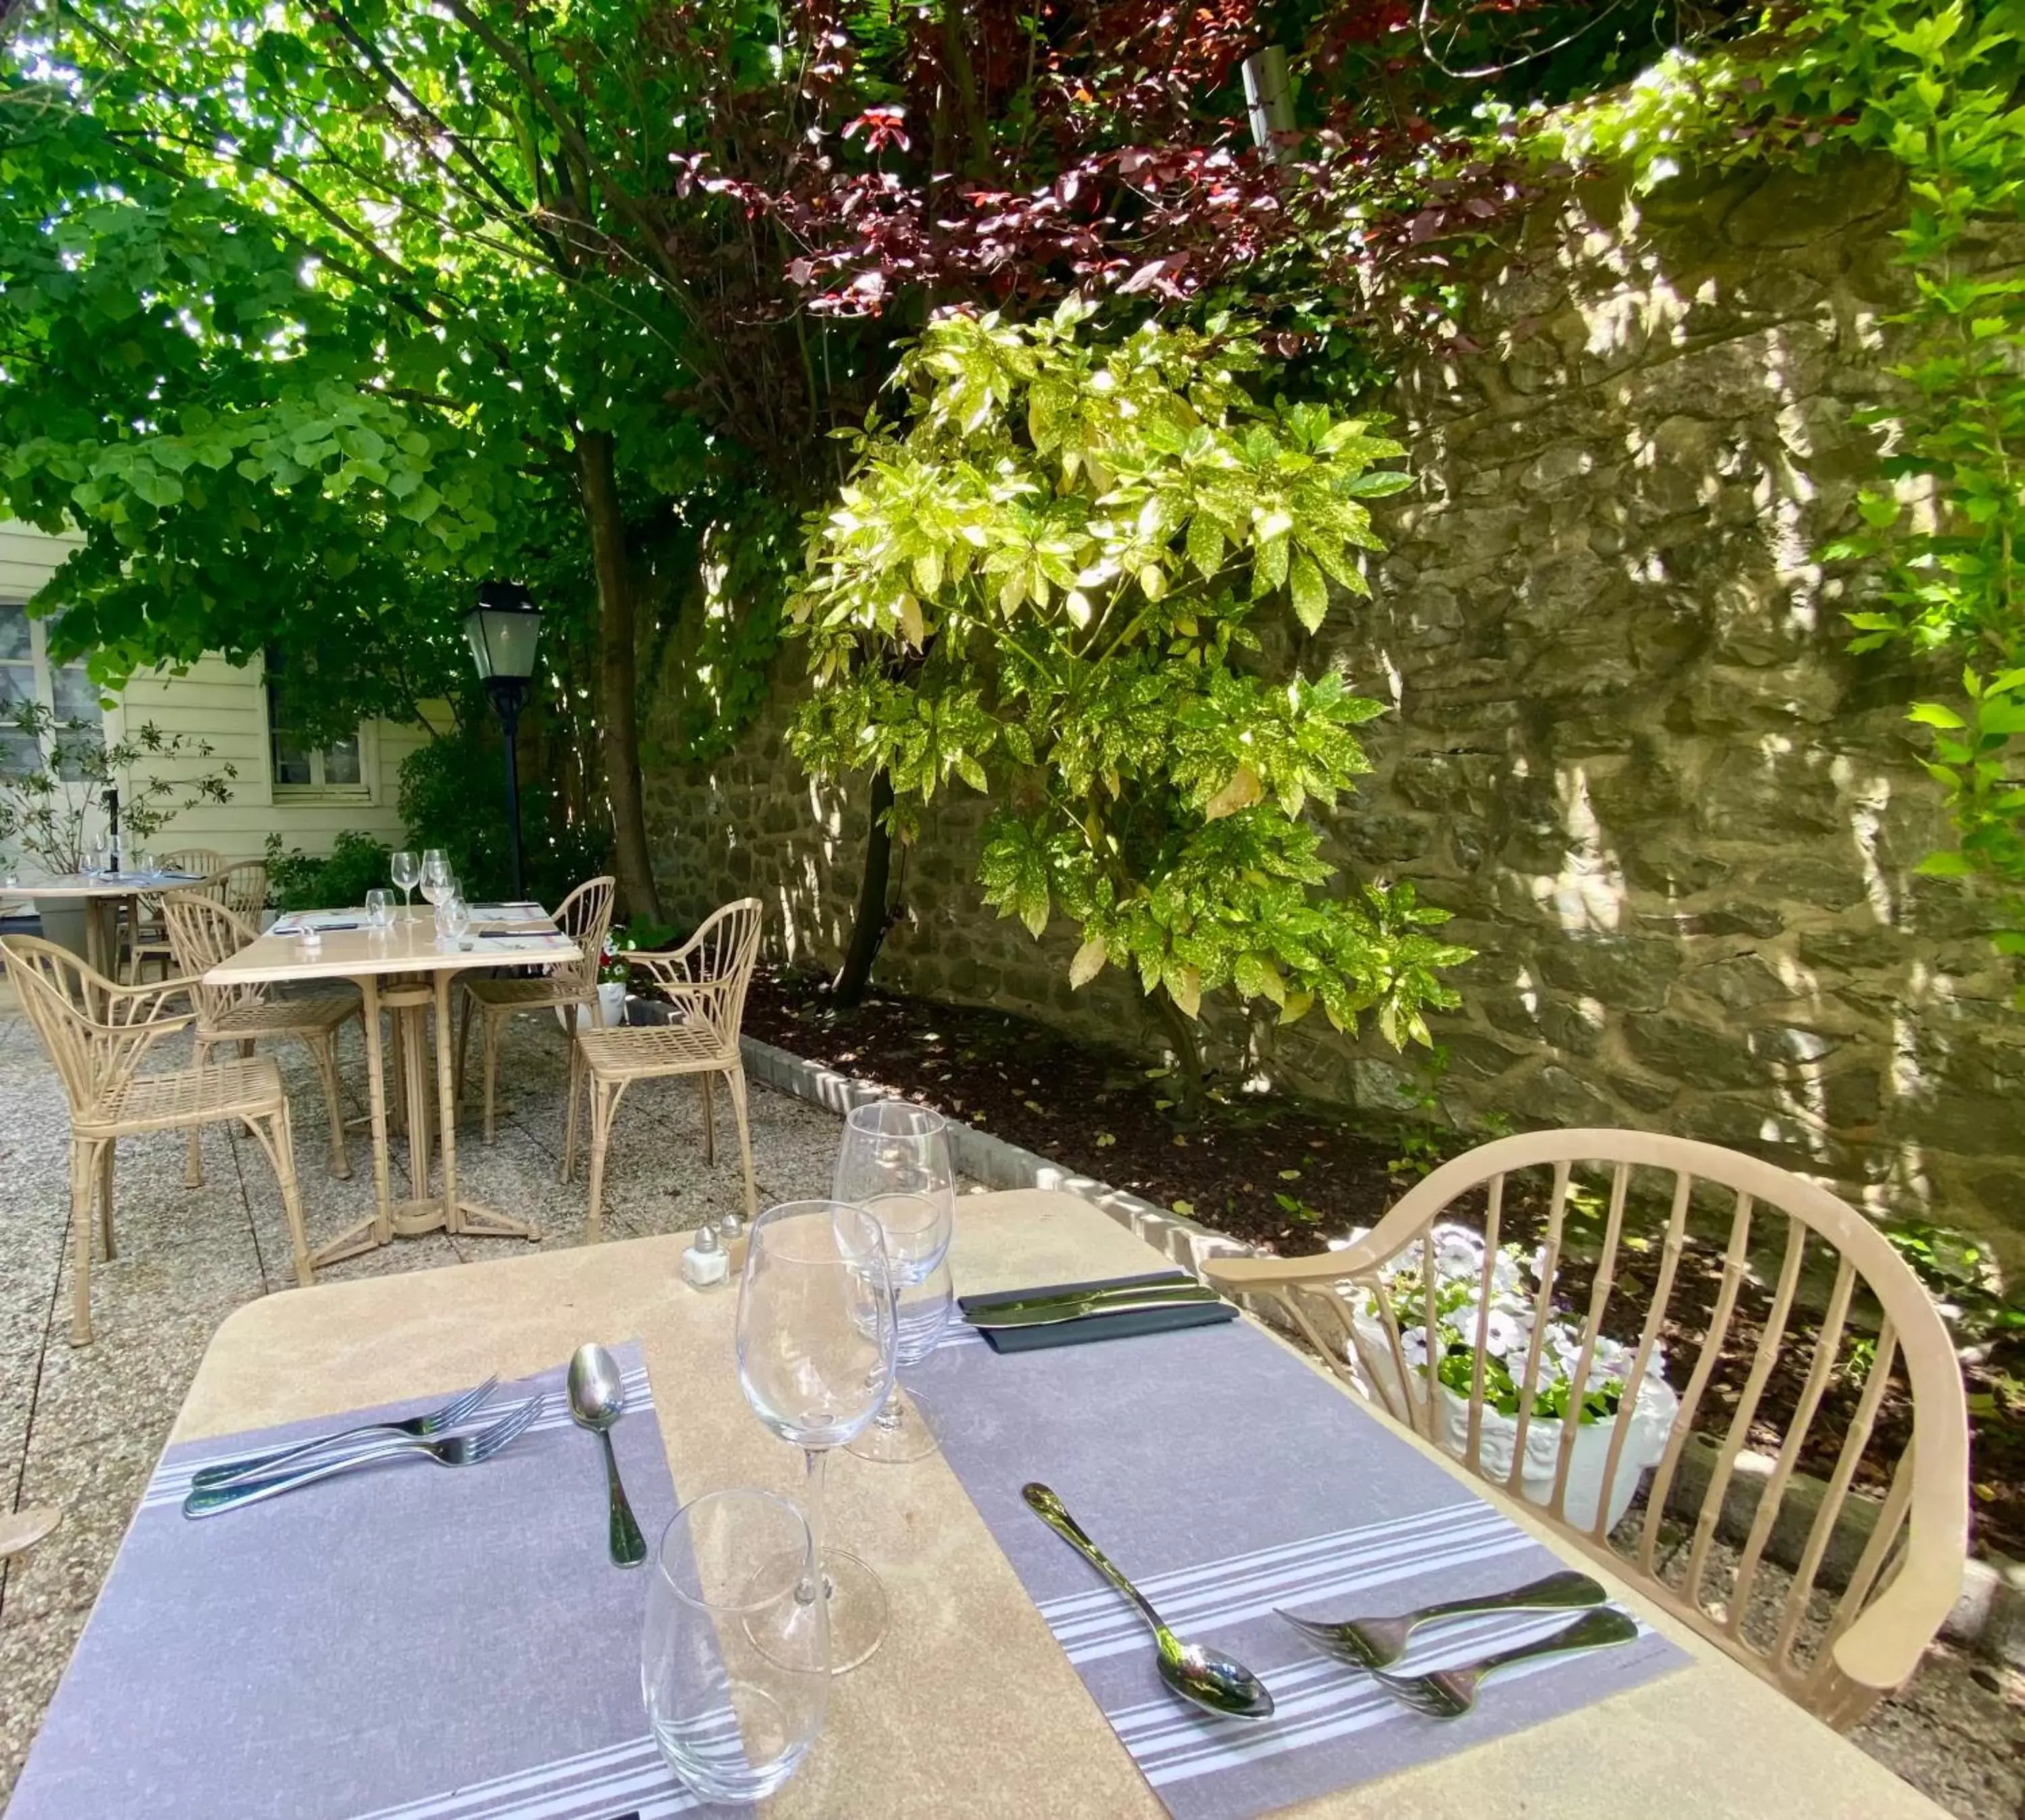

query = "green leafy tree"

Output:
[[790, 304, 1470, 1101]]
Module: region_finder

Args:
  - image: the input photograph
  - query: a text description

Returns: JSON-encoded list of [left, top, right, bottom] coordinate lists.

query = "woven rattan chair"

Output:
[[1204, 1128, 1969, 1728], [1, 934, 312, 1345], [123, 847, 225, 984], [562, 897, 762, 1237], [454, 875, 616, 1144], [163, 892, 360, 1181], [217, 859, 268, 922]]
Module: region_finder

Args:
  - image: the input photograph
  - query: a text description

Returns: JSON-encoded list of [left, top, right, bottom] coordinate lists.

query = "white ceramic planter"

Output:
[[1351, 1313, 1679, 1534], [598, 982, 628, 1027], [30, 899, 90, 960]]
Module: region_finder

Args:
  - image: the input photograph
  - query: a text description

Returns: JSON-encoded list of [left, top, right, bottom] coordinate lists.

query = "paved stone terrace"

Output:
[[0, 998, 2017, 1815]]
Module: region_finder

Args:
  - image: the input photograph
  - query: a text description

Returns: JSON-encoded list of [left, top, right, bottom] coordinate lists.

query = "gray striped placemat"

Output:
[[913, 1318, 1686, 1819], [9, 1343, 693, 1820]]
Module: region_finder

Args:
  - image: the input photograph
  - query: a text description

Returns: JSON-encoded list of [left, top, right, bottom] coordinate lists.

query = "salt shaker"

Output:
[[681, 1222, 730, 1291]]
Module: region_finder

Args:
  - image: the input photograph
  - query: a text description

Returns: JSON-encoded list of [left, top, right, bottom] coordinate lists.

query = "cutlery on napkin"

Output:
[[960, 1271, 1236, 1353]]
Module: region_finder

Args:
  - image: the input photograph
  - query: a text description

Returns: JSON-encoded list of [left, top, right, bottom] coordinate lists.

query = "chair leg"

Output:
[[726, 1066, 759, 1225], [587, 1077, 626, 1242], [455, 987, 474, 1101], [97, 1141, 115, 1261], [482, 1010, 502, 1146], [306, 1033, 351, 1179], [244, 1106, 314, 1287], [700, 1071, 716, 1167], [186, 1040, 209, 1187], [68, 1140, 97, 1346], [561, 1040, 583, 1185]]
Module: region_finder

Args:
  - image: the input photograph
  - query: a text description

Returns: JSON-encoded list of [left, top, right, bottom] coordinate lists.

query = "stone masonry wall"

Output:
[[643, 153, 2025, 1268]]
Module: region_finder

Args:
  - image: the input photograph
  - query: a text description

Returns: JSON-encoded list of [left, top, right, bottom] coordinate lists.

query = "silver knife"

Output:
[[966, 1288, 1224, 1329], [964, 1275, 1197, 1316]]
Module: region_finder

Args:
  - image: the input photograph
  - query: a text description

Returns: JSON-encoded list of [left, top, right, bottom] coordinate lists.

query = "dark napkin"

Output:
[[961, 1270, 1237, 1354]]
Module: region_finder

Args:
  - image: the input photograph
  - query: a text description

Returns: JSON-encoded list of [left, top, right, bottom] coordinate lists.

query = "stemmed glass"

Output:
[[420, 850, 451, 907], [833, 1101, 954, 1462], [391, 850, 420, 913], [850, 1258, 954, 1464], [736, 1200, 896, 1673]]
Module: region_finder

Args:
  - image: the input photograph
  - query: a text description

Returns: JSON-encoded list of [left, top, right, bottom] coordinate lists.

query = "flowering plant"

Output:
[[597, 931, 637, 985], [1347, 1223, 1669, 1427]]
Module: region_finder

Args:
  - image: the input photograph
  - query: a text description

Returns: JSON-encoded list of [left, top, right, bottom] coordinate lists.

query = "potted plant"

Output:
[[593, 932, 633, 1028], [1339, 1223, 1680, 1534]]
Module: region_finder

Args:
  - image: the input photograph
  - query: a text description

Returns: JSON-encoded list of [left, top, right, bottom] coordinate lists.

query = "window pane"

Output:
[[0, 605, 30, 663], [321, 732, 362, 786], [273, 730, 315, 786], [0, 665, 36, 776], [50, 664, 97, 724]]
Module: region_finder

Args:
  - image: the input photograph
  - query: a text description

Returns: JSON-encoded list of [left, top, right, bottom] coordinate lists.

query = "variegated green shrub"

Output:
[[788, 302, 1469, 1088]]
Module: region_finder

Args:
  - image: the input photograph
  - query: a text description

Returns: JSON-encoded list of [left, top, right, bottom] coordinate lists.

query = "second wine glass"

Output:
[[735, 1200, 896, 1672], [391, 849, 420, 912]]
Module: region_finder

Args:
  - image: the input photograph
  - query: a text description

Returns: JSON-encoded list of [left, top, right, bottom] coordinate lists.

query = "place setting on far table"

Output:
[[3, 1098, 1949, 1819]]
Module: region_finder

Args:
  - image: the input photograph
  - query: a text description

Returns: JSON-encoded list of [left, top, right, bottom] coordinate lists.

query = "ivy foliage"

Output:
[[789, 303, 1470, 1049], [1769, 0, 2025, 967]]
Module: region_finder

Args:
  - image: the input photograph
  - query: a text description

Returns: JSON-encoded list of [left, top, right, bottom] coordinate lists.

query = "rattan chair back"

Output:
[[632, 896, 762, 1053], [1204, 1127, 1968, 1726], [551, 875, 616, 998], [1, 934, 190, 1114], [163, 893, 267, 1025]]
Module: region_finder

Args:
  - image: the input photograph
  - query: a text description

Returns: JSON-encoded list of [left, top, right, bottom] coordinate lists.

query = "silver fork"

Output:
[[182, 1395, 543, 1519], [1368, 1607, 1640, 1717], [1277, 1568, 1606, 1668], [189, 1374, 502, 1490]]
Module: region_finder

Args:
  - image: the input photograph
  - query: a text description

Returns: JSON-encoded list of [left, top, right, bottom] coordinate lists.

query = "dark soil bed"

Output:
[[742, 965, 2025, 1561]]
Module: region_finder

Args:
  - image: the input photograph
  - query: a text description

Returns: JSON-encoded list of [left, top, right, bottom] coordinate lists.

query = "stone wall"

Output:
[[643, 153, 2025, 1268]]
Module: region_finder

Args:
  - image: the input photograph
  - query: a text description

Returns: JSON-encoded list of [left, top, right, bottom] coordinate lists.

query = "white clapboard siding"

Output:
[[2, 522, 434, 859]]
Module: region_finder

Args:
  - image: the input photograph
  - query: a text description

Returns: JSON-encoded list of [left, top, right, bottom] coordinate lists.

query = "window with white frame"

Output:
[[265, 651, 367, 796], [0, 602, 101, 779]]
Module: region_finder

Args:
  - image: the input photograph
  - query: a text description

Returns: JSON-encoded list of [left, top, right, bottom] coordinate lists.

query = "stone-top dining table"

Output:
[[47, 1186, 1946, 1820], [202, 904, 580, 1268], [9, 868, 204, 975]]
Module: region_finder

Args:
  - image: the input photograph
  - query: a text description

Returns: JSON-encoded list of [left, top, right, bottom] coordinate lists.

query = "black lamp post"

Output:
[[464, 581, 545, 900]]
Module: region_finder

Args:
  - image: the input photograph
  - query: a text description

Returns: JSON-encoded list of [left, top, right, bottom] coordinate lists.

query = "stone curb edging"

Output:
[[739, 1032, 2024, 1671]]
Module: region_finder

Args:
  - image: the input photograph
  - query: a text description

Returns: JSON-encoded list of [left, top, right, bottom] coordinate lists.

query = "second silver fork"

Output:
[[189, 1374, 503, 1490], [182, 1395, 544, 1519]]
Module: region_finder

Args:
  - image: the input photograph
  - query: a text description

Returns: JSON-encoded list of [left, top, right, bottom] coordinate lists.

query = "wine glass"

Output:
[[81, 841, 106, 880], [847, 1256, 953, 1465], [391, 850, 420, 913], [642, 1489, 829, 1802], [420, 850, 451, 907], [736, 1200, 896, 1672], [832, 1101, 954, 1281]]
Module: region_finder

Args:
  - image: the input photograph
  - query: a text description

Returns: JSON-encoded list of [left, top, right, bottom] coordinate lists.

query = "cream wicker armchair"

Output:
[[456, 874, 615, 1144], [1, 934, 312, 1345], [562, 897, 762, 1237], [1204, 1128, 1969, 1728], [163, 892, 360, 1181], [123, 847, 225, 983]]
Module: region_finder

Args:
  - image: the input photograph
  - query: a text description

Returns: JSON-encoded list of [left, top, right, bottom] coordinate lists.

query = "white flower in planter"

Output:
[[1340, 1221, 1682, 1533]]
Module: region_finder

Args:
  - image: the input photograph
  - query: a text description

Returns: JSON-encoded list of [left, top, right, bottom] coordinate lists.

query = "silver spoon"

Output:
[[1022, 1482, 1274, 1721], [567, 1343, 647, 1568]]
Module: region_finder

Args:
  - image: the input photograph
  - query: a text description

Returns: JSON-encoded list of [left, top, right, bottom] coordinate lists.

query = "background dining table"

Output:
[[142, 1186, 1944, 1819], [9, 869, 202, 975], [200, 905, 580, 1268]]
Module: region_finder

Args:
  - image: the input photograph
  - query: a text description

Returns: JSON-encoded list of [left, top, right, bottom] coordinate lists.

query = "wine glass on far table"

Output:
[[391, 849, 420, 913], [736, 1201, 896, 1673]]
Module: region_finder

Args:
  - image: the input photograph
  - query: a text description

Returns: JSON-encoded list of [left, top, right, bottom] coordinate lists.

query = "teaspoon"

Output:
[[567, 1343, 647, 1568], [1022, 1482, 1274, 1721]]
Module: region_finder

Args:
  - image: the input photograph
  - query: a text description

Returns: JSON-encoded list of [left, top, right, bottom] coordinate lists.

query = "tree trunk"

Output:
[[1150, 986, 1208, 1123], [834, 767, 894, 1007], [577, 428, 663, 923]]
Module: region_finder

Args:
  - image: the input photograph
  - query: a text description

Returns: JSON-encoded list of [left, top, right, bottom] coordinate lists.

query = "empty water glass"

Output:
[[847, 1256, 954, 1466], [642, 1489, 829, 1804], [437, 891, 472, 945], [364, 888, 394, 930]]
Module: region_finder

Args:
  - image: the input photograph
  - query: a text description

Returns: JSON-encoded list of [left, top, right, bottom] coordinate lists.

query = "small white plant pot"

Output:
[[597, 982, 628, 1027], [1351, 1312, 1679, 1533]]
